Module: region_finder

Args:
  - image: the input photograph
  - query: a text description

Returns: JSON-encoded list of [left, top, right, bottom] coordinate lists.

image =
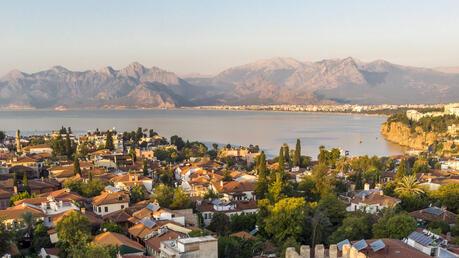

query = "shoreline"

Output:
[[0, 106, 394, 117]]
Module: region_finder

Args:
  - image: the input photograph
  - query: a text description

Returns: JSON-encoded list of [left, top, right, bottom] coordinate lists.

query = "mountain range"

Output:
[[1, 57, 459, 109]]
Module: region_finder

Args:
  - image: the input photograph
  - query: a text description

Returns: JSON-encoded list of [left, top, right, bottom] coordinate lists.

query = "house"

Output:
[[0, 188, 12, 210], [346, 186, 400, 214], [128, 218, 191, 244], [160, 235, 218, 258], [128, 202, 187, 226], [93, 231, 145, 256], [145, 229, 186, 257], [196, 198, 258, 226], [111, 173, 154, 193], [404, 229, 448, 256], [92, 191, 130, 216], [22, 144, 53, 155], [14, 188, 86, 207], [210, 180, 256, 201], [409, 206, 457, 227], [0, 203, 45, 228], [8, 156, 43, 177], [287, 238, 432, 258]]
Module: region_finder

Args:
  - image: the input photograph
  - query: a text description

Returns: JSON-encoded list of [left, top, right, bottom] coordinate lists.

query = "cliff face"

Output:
[[380, 122, 439, 150]]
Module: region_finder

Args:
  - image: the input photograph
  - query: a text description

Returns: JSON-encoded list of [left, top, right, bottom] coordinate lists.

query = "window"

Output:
[[98, 207, 101, 213], [104, 207, 108, 212], [121, 205, 124, 209]]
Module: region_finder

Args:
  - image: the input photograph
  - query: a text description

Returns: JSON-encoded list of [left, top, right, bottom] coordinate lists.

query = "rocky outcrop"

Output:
[[380, 122, 439, 150]]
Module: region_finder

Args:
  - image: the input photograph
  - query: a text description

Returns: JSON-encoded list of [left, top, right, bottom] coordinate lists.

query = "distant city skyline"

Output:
[[1, 0, 459, 76]]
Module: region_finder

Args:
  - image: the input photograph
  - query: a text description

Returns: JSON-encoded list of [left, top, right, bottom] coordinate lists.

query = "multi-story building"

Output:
[[160, 235, 218, 258]]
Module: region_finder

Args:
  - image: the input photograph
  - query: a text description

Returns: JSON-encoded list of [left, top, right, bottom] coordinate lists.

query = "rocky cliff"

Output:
[[380, 122, 439, 150]]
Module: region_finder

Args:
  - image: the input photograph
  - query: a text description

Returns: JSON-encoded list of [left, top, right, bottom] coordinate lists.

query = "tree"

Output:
[[396, 159, 410, 179], [32, 221, 51, 252], [277, 146, 285, 175], [73, 157, 82, 176], [129, 146, 137, 162], [170, 188, 192, 209], [208, 213, 230, 235], [311, 163, 334, 197], [130, 185, 147, 203], [56, 211, 91, 257], [229, 213, 257, 233], [100, 222, 123, 233], [64, 179, 105, 198], [329, 213, 372, 243], [218, 236, 258, 258], [292, 139, 301, 167], [0, 131, 5, 143], [268, 173, 285, 203], [283, 144, 291, 168], [395, 175, 425, 198], [317, 195, 347, 233], [84, 244, 118, 258], [310, 209, 331, 246], [255, 152, 269, 199], [170, 135, 185, 151], [430, 183, 459, 213], [152, 184, 174, 208], [412, 157, 429, 174], [0, 218, 11, 256], [105, 130, 114, 151], [264, 197, 309, 244], [142, 159, 149, 176], [21, 212, 34, 242], [22, 173, 29, 189], [373, 211, 416, 239], [65, 131, 73, 159]]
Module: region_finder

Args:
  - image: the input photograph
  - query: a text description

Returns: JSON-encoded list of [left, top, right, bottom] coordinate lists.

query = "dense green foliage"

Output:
[[64, 179, 105, 198]]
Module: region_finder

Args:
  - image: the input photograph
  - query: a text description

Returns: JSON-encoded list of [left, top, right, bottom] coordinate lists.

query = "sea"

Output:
[[0, 109, 404, 158]]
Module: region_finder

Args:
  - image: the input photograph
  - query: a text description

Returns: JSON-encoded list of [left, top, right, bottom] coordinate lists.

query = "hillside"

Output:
[[0, 62, 205, 109], [2, 58, 459, 109], [188, 57, 459, 105]]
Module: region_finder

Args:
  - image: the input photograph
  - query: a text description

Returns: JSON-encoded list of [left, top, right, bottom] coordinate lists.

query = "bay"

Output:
[[0, 109, 404, 158]]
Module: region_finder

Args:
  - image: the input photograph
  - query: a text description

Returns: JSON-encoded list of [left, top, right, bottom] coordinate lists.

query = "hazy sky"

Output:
[[1, 0, 459, 76]]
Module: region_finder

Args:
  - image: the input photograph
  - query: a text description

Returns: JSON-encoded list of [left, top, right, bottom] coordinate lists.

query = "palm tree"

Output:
[[395, 175, 425, 197]]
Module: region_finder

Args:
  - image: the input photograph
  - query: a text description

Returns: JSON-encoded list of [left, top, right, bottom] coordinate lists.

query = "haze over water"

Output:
[[0, 109, 404, 158]]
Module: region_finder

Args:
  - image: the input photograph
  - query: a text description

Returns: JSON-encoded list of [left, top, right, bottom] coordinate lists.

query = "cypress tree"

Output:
[[284, 144, 291, 167], [255, 151, 269, 199], [22, 173, 28, 188], [293, 139, 301, 167], [12, 172, 17, 187], [142, 159, 149, 176], [65, 132, 73, 159], [105, 130, 114, 151], [277, 146, 285, 175], [73, 157, 81, 176]]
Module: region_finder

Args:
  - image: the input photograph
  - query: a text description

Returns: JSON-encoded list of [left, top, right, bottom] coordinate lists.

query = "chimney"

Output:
[[364, 183, 370, 191], [379, 190, 384, 196], [220, 180, 223, 187], [81, 207, 86, 214]]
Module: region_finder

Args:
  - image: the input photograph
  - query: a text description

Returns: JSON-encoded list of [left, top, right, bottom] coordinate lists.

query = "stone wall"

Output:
[[285, 244, 367, 258]]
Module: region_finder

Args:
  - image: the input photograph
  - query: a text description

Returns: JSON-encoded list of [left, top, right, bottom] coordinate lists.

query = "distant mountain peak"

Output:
[[51, 65, 69, 73], [1, 69, 26, 81]]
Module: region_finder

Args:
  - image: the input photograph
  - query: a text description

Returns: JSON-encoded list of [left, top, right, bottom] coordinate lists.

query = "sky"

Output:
[[1, 0, 459, 76]]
